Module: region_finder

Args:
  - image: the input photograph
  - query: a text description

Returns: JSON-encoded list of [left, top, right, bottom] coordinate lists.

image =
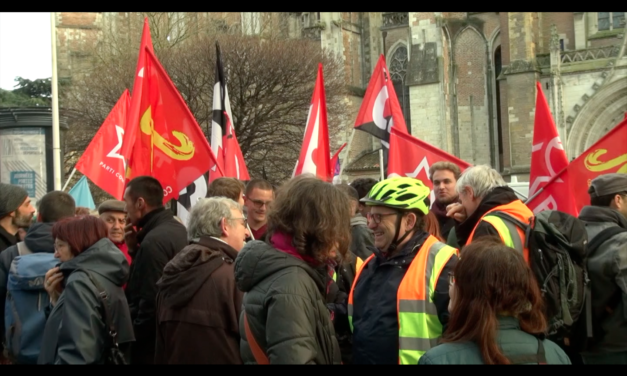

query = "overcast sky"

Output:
[[0, 12, 52, 91]]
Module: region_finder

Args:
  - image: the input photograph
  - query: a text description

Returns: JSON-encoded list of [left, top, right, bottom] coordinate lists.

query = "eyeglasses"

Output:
[[230, 217, 248, 227], [448, 272, 455, 286], [366, 212, 398, 224], [246, 197, 272, 209]]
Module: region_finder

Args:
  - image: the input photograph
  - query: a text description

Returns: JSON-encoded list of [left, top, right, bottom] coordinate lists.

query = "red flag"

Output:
[[122, 17, 154, 182], [354, 54, 408, 148], [526, 82, 577, 215], [294, 63, 331, 182], [329, 143, 347, 180], [75, 90, 130, 200], [126, 46, 223, 203], [388, 127, 471, 204], [209, 41, 250, 182], [528, 118, 627, 213]]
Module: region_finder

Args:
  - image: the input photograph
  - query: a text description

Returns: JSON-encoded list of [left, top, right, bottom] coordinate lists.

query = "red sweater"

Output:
[[114, 241, 132, 290]]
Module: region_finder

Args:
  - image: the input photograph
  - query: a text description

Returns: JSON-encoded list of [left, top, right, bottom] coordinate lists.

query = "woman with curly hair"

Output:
[[418, 237, 571, 364], [235, 175, 351, 364]]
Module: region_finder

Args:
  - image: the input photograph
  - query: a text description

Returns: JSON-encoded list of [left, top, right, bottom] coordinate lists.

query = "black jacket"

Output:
[[578, 206, 627, 356], [327, 252, 358, 364], [454, 186, 521, 247], [125, 208, 187, 364], [37, 238, 135, 364], [0, 226, 17, 254], [235, 240, 341, 364], [0, 222, 54, 354], [351, 231, 458, 364]]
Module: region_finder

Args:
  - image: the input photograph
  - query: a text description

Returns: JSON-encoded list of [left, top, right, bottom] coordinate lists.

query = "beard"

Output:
[[12, 211, 33, 228], [436, 195, 459, 206]]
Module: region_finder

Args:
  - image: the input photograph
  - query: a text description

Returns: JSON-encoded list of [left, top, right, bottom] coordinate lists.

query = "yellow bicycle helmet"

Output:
[[360, 177, 431, 215]]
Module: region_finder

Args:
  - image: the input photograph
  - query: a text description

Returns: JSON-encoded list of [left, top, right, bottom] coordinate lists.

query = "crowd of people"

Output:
[[0, 165, 625, 365]]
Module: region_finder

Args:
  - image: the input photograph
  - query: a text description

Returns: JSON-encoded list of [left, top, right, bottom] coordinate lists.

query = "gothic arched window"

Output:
[[389, 45, 411, 134]]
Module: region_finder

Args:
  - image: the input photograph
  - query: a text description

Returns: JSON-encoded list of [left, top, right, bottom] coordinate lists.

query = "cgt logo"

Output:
[[584, 149, 627, 173], [163, 186, 173, 197], [140, 107, 195, 161]]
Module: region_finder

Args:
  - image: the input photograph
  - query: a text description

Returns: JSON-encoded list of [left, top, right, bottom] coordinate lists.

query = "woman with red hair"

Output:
[[37, 215, 134, 364], [419, 237, 571, 365]]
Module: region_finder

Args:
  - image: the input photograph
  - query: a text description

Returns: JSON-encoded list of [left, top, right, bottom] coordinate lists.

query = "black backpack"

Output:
[[490, 210, 592, 353], [581, 225, 627, 348]]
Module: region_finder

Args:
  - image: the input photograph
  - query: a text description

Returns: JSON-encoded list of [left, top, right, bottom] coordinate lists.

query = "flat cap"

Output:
[[98, 199, 127, 215], [588, 173, 627, 198]]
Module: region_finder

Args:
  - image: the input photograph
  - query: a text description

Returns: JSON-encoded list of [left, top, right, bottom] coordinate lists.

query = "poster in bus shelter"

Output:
[[0, 127, 47, 205]]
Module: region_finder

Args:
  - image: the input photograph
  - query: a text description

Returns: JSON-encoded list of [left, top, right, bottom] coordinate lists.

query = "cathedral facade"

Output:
[[55, 12, 627, 184]]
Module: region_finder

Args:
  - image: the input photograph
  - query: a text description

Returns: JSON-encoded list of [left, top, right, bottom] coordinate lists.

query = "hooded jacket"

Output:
[[578, 205, 627, 356], [235, 239, 341, 364], [155, 236, 243, 364], [37, 238, 134, 364], [0, 222, 55, 355]]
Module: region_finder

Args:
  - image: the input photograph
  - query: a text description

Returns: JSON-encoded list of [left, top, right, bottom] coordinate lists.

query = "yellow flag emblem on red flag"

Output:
[[127, 46, 223, 203]]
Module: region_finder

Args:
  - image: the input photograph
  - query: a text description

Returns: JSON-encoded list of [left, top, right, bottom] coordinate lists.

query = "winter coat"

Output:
[[0, 226, 17, 254], [0, 222, 55, 355], [351, 231, 457, 364], [234, 238, 342, 364], [155, 236, 243, 364], [125, 207, 188, 364], [37, 238, 135, 364], [418, 317, 571, 364], [578, 205, 627, 360]]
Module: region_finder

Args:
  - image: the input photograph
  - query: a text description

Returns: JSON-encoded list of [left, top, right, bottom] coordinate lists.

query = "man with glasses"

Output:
[[243, 179, 274, 241], [347, 177, 459, 364], [155, 197, 250, 364]]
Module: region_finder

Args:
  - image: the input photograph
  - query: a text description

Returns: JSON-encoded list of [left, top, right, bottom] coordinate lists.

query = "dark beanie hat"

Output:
[[0, 183, 29, 219]]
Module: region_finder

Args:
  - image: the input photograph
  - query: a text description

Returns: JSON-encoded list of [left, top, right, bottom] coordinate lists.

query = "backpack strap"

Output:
[[586, 226, 627, 257], [17, 241, 31, 256], [76, 269, 124, 362], [485, 211, 532, 249], [506, 338, 547, 364], [243, 311, 269, 364]]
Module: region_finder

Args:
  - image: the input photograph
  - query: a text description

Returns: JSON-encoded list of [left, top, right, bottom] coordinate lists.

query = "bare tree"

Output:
[[61, 15, 348, 196]]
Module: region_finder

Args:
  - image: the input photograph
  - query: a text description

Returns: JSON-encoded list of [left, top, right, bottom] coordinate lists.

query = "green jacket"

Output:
[[446, 227, 460, 248], [234, 240, 341, 364], [418, 317, 571, 364]]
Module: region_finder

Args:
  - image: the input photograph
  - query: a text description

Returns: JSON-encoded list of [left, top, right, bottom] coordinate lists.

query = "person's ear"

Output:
[[406, 212, 417, 231], [221, 217, 230, 237]]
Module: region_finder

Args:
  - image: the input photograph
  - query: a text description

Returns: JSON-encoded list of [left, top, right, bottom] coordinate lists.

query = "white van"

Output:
[[507, 176, 529, 201]]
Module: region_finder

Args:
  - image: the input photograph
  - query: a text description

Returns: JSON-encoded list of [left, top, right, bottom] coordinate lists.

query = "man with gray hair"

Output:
[[446, 164, 533, 251], [155, 197, 249, 364]]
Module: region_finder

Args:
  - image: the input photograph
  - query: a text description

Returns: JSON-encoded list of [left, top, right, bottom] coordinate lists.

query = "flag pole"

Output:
[[50, 12, 62, 190], [338, 128, 355, 182], [62, 167, 77, 192], [379, 148, 385, 180]]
